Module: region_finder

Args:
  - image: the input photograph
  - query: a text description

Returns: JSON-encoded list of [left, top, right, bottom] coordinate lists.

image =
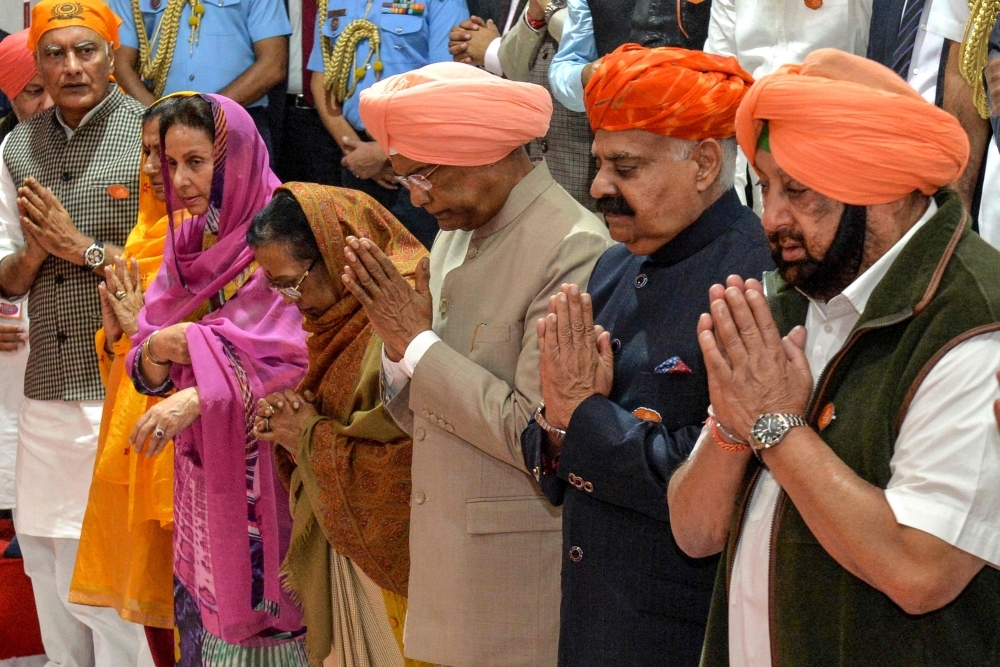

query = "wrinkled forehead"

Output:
[[591, 127, 681, 160], [37, 25, 106, 52]]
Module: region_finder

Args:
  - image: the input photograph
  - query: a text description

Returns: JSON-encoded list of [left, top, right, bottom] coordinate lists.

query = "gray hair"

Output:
[[665, 136, 738, 192]]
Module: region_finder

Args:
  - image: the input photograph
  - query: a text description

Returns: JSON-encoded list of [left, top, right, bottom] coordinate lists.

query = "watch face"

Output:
[[85, 245, 104, 267], [752, 414, 788, 446]]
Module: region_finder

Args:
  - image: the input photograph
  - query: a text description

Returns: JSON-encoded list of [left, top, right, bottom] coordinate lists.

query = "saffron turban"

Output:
[[736, 48, 969, 206], [0, 30, 36, 100], [358, 62, 552, 167], [584, 44, 754, 140], [28, 0, 123, 51]]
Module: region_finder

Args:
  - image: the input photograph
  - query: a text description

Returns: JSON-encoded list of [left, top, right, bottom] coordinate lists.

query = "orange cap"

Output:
[[28, 0, 123, 52]]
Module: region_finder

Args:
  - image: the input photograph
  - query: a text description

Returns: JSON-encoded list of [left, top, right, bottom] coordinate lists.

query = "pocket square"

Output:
[[654, 356, 692, 375]]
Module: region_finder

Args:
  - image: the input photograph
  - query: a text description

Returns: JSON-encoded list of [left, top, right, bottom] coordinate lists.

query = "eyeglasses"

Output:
[[268, 258, 318, 300], [393, 164, 442, 192]]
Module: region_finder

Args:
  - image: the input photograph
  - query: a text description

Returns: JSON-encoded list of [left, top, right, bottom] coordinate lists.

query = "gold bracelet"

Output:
[[142, 331, 170, 367]]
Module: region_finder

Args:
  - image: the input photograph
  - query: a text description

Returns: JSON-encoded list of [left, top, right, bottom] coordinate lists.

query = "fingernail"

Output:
[[346, 251, 356, 261]]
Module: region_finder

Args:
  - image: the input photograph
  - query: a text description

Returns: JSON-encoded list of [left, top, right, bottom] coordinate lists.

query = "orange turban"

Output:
[[0, 30, 37, 100], [584, 44, 754, 140], [28, 0, 122, 52], [736, 48, 969, 206], [358, 62, 552, 167]]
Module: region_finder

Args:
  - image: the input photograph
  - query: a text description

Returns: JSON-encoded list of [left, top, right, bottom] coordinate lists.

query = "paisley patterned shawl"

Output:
[[275, 183, 425, 666]]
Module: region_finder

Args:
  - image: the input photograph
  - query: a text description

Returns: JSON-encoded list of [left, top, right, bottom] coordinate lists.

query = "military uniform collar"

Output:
[[646, 188, 743, 267]]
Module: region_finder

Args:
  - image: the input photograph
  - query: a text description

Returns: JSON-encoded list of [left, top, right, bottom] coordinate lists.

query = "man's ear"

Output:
[[693, 139, 723, 194]]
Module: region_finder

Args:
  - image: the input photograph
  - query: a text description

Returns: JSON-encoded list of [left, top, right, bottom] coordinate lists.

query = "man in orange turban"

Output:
[[507, 44, 773, 665], [0, 1, 152, 665], [0, 29, 52, 142], [670, 49, 1000, 667], [342, 61, 611, 666]]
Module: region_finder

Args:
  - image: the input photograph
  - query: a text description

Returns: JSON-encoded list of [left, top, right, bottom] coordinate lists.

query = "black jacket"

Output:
[[522, 189, 774, 667]]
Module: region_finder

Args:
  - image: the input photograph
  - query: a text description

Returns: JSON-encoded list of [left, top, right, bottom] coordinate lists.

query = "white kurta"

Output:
[[0, 296, 27, 510]]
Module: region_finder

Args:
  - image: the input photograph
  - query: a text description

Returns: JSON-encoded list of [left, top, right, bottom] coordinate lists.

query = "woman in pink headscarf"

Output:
[[127, 94, 309, 666]]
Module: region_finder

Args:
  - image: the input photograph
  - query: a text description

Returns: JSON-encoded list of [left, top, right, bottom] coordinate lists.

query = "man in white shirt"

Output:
[[669, 50, 1000, 667], [705, 0, 872, 208]]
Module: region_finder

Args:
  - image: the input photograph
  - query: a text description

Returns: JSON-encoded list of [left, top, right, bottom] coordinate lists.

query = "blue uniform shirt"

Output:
[[111, 0, 292, 107], [306, 0, 469, 131], [548, 0, 596, 113]]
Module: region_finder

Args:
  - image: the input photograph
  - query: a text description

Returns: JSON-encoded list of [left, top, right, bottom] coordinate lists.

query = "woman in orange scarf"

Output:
[[69, 96, 185, 667], [247, 184, 430, 667]]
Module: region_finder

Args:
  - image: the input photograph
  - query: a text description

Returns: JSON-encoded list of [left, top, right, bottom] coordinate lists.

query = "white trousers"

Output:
[[17, 533, 153, 667]]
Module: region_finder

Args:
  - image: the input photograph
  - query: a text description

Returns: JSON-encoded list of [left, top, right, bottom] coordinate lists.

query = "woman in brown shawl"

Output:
[[246, 183, 430, 667]]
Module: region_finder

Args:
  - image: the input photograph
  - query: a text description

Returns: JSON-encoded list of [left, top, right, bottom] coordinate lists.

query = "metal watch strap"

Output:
[[544, 0, 566, 23], [535, 403, 567, 443], [749, 412, 808, 460]]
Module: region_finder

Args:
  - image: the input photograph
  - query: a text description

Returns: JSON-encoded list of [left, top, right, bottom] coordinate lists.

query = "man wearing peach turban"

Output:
[[500, 43, 773, 666], [671, 49, 1000, 667], [0, 1, 152, 665], [343, 61, 612, 666], [0, 30, 52, 143]]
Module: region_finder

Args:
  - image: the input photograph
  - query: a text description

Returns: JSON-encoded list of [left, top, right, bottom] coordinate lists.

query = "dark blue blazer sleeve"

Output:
[[556, 394, 701, 523], [521, 419, 568, 505]]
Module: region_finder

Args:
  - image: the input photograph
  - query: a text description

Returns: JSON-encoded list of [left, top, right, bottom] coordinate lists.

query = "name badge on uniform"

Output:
[[328, 8, 346, 30], [0, 299, 23, 321]]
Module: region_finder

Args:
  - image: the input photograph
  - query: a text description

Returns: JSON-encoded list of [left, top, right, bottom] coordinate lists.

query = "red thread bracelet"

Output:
[[706, 416, 751, 452]]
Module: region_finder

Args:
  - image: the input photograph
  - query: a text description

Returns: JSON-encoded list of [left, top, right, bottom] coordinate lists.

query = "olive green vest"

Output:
[[701, 189, 1000, 667]]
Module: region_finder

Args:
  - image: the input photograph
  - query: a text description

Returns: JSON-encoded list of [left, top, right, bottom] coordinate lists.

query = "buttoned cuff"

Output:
[[484, 37, 504, 76], [402, 329, 440, 377]]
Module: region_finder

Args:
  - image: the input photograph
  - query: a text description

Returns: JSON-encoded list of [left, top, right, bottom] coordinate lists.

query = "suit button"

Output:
[[573, 477, 585, 490], [56, 332, 68, 343], [540, 139, 549, 153], [61, 172, 72, 182], [415, 428, 426, 441], [583, 481, 594, 493], [568, 473, 578, 484], [414, 491, 426, 504], [634, 274, 648, 289], [569, 546, 583, 562], [439, 299, 449, 314], [444, 423, 454, 433], [533, 466, 540, 481], [389, 616, 399, 628], [437, 418, 447, 428], [54, 274, 64, 284], [421, 409, 429, 419], [610, 338, 621, 354]]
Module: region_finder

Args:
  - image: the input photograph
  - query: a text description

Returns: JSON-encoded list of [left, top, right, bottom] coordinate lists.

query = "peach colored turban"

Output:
[[28, 0, 122, 51], [358, 62, 552, 167], [0, 30, 37, 100], [584, 44, 753, 140], [736, 48, 969, 206]]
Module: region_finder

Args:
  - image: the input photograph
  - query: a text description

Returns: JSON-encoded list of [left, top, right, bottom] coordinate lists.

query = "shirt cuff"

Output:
[[380, 343, 409, 403], [484, 37, 504, 76], [401, 329, 440, 377]]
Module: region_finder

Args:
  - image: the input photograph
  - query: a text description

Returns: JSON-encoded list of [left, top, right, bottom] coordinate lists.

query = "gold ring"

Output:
[[115, 290, 127, 300]]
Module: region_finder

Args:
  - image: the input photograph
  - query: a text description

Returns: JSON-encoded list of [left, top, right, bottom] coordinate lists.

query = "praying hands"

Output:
[[536, 284, 614, 442], [341, 235, 433, 361], [696, 276, 813, 441]]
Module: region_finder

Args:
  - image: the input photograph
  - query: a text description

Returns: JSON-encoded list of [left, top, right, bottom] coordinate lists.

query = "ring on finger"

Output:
[[263, 417, 270, 431], [153, 427, 165, 439], [115, 290, 127, 300]]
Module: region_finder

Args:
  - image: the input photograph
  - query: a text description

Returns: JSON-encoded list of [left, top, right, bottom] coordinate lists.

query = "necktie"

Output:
[[302, 0, 317, 105], [890, 0, 926, 80]]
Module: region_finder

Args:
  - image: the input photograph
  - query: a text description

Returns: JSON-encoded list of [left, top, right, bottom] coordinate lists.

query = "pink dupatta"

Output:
[[129, 95, 308, 643]]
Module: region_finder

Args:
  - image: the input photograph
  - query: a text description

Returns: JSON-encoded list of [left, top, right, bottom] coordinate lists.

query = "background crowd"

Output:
[[0, 0, 998, 666]]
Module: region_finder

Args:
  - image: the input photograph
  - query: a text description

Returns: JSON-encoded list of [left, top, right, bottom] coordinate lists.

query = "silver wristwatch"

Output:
[[535, 403, 567, 443], [84, 241, 105, 269], [544, 0, 567, 23], [749, 413, 808, 460]]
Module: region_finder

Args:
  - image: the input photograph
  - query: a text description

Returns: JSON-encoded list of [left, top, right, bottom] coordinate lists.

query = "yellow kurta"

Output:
[[69, 203, 175, 628]]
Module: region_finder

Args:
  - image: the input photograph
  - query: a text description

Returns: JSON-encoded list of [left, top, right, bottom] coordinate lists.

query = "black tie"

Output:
[[890, 0, 926, 79]]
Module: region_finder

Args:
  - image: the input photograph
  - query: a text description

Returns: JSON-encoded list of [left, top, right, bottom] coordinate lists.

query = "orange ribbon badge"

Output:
[[107, 184, 130, 200], [632, 407, 662, 423]]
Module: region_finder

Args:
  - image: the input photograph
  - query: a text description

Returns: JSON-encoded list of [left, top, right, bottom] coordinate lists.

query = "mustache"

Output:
[[595, 194, 636, 217]]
